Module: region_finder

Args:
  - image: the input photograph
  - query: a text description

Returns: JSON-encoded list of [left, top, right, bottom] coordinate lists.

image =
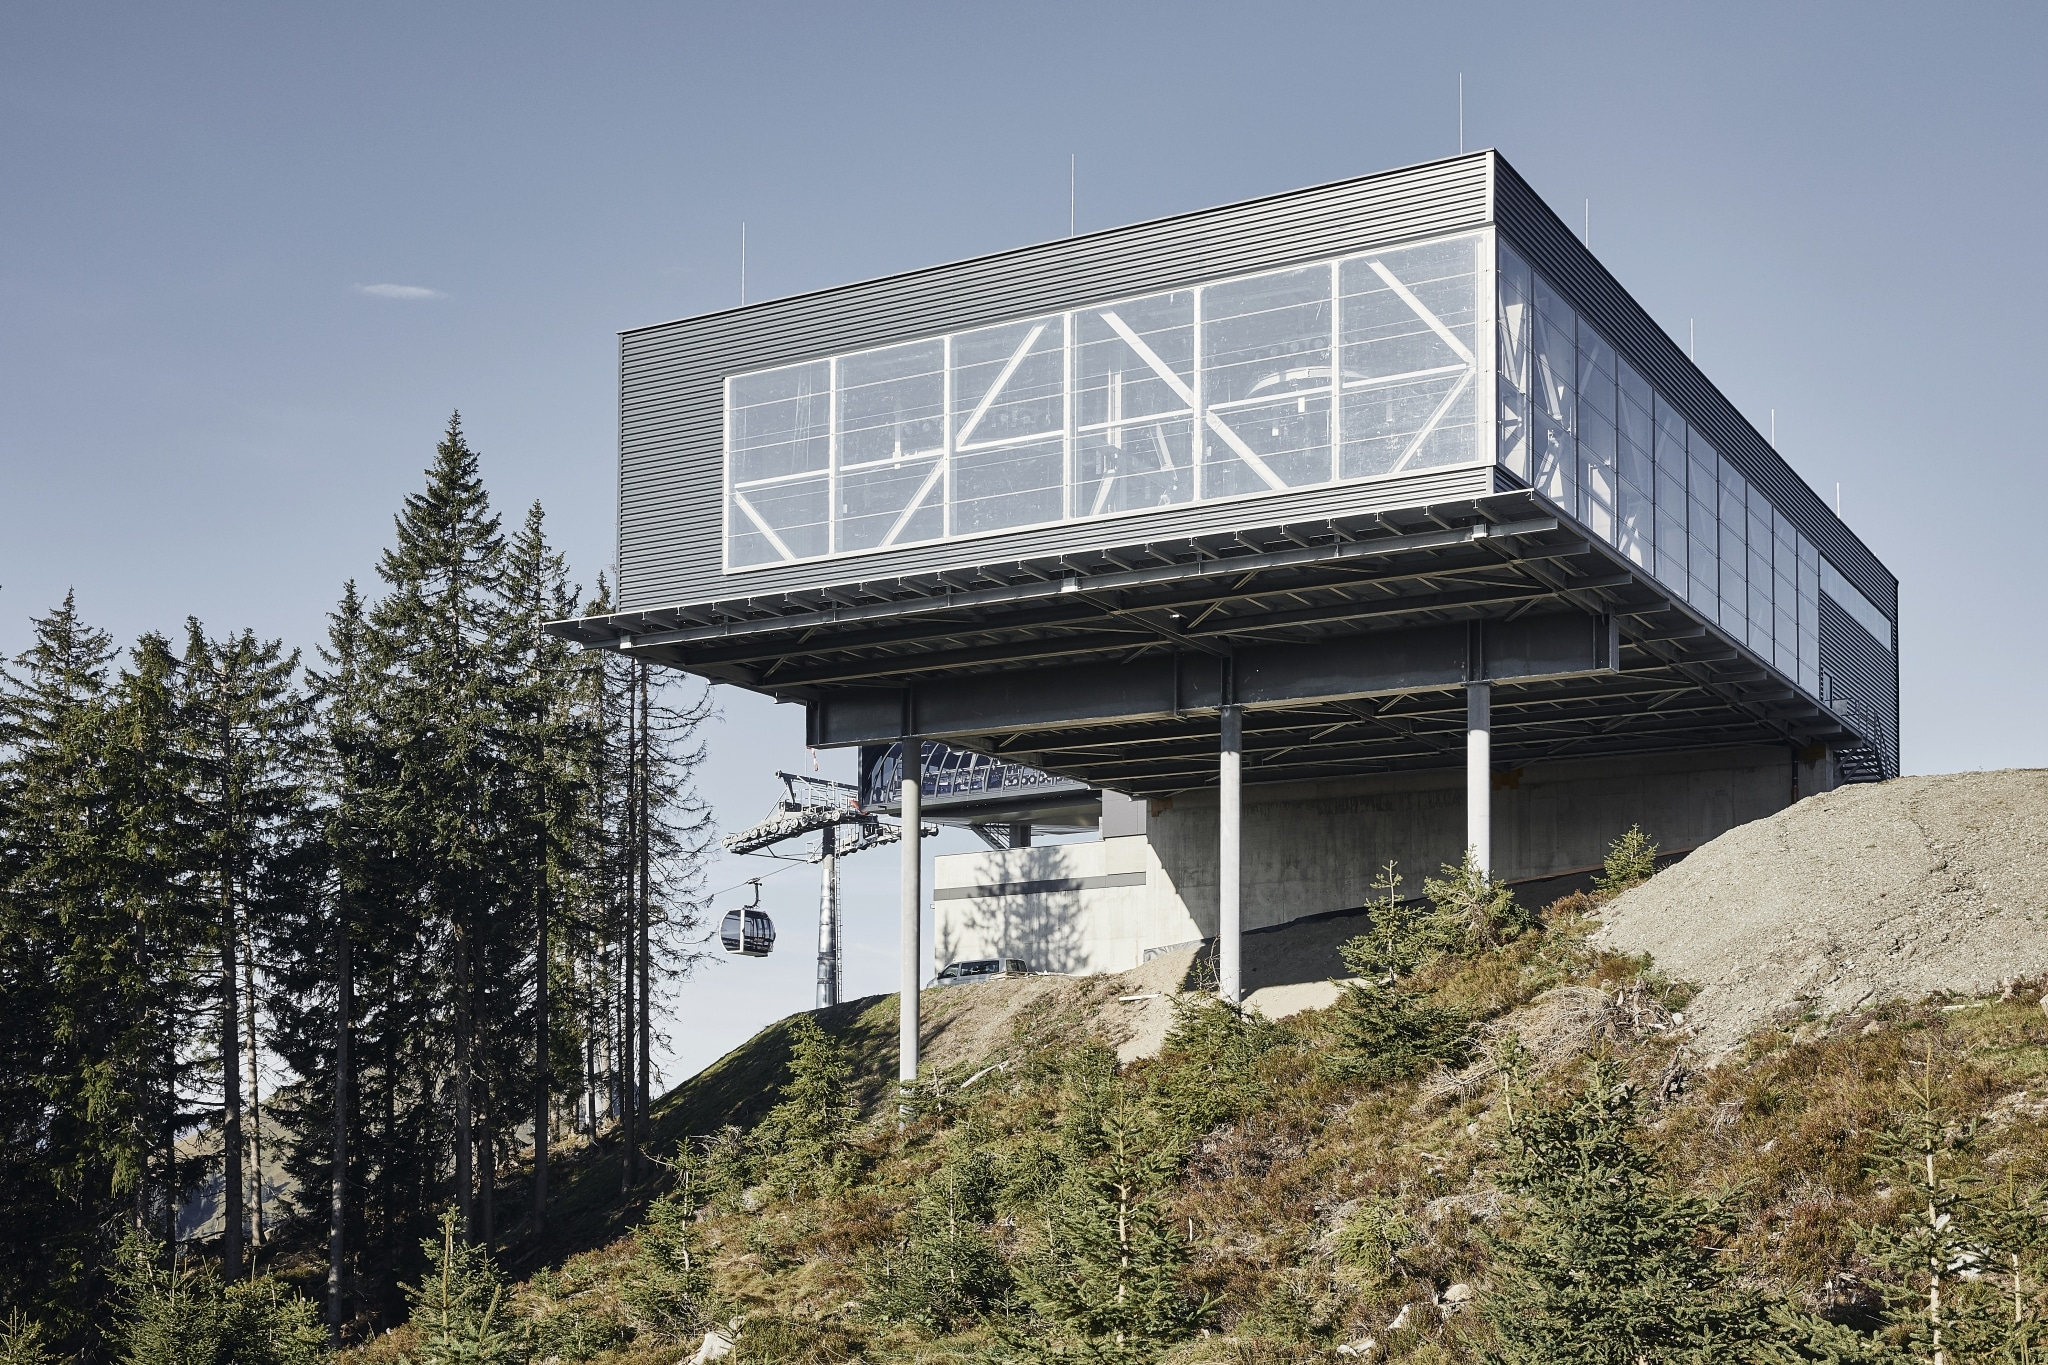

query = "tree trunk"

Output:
[[221, 888, 245, 1280], [454, 924, 473, 1237], [619, 672, 637, 1192], [637, 664, 652, 1164], [244, 933, 264, 1248], [329, 903, 350, 1343], [478, 1103, 494, 1248], [533, 844, 549, 1234]]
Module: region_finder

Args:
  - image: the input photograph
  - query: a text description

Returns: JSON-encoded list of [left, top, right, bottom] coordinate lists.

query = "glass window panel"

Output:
[[838, 456, 943, 553], [729, 361, 831, 485], [729, 475, 830, 566], [1205, 392, 1332, 495], [1497, 244, 1534, 479], [1532, 280, 1577, 508], [1342, 239, 1479, 478], [1718, 458, 1747, 634], [953, 316, 1065, 448], [1619, 361, 1654, 450], [1076, 417, 1195, 517], [953, 436, 1065, 535], [1342, 375, 1471, 478], [1656, 510, 1686, 584], [837, 340, 945, 468], [1580, 410, 1617, 541], [1077, 291, 1194, 428], [1202, 265, 1333, 492], [1618, 478, 1653, 567], [1577, 321, 1617, 541], [1202, 266, 1332, 406], [1619, 432, 1653, 499]]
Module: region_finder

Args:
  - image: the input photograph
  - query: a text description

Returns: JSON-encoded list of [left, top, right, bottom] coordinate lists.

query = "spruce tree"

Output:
[[1016, 1081, 1212, 1362], [1482, 1059, 1759, 1363], [864, 1143, 1009, 1335], [1331, 861, 1471, 1083], [622, 1178, 717, 1342], [0, 595, 166, 1347], [398, 1210, 525, 1365], [366, 413, 513, 1242], [178, 621, 317, 1279], [753, 1015, 858, 1200]]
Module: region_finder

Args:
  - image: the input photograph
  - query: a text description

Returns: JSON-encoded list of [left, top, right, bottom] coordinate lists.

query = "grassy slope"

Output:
[[343, 896, 2048, 1363]]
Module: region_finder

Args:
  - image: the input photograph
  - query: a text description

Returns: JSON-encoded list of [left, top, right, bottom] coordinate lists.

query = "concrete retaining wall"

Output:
[[933, 744, 1831, 978]]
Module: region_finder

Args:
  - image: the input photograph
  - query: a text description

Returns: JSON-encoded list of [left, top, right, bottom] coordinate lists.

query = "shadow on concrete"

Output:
[[1219, 852, 1693, 994]]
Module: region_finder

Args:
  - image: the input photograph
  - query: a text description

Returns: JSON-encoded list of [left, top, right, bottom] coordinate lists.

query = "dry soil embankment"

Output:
[[1592, 768, 2048, 1058]]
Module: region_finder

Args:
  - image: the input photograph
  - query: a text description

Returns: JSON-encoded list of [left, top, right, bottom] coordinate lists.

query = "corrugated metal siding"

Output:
[[1492, 163, 1898, 621], [1819, 595, 1899, 777], [616, 153, 1493, 611]]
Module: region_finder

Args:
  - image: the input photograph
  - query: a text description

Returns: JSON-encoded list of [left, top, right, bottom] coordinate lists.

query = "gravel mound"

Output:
[[1592, 769, 2048, 1059]]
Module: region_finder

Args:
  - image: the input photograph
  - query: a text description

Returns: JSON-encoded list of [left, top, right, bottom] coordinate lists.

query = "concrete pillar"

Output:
[[1218, 705, 1243, 1003], [816, 822, 839, 1009], [1007, 821, 1032, 848], [899, 740, 922, 1087], [1466, 682, 1491, 875]]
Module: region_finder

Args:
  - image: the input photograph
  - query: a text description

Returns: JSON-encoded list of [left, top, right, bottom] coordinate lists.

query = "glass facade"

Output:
[[1496, 242, 1896, 700], [718, 227, 1889, 716], [724, 231, 1489, 568]]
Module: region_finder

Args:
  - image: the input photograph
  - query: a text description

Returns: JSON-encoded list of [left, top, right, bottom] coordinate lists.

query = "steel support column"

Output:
[[899, 740, 922, 1089], [1218, 704, 1243, 1004], [816, 823, 840, 1009], [1467, 682, 1491, 875]]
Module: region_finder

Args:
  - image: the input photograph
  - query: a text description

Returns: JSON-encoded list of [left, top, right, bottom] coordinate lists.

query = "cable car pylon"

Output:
[[721, 771, 933, 1007]]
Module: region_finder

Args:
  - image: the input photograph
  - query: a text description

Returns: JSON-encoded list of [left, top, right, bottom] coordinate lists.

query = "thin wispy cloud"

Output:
[[353, 283, 446, 300]]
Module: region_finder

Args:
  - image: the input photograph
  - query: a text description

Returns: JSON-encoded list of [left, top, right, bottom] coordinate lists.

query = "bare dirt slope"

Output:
[[1592, 769, 2048, 1058], [919, 947, 1199, 1069]]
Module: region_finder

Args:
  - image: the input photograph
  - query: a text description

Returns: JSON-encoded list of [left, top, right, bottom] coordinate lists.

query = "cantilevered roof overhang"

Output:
[[550, 480, 1864, 798]]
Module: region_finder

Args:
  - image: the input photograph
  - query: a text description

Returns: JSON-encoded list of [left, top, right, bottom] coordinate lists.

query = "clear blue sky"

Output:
[[4, 2, 2042, 1081]]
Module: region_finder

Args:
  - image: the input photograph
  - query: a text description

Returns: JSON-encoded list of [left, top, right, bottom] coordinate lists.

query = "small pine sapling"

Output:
[[863, 1142, 1011, 1335], [1593, 826, 1661, 897], [1422, 850, 1532, 952], [1482, 1060, 1760, 1363], [1330, 861, 1471, 1083], [623, 1162, 717, 1344], [108, 1229, 329, 1365], [399, 1209, 524, 1365], [1852, 1043, 2005, 1365], [1015, 1087, 1214, 1362], [1148, 993, 1285, 1140], [752, 1015, 858, 1201], [0, 1310, 56, 1365]]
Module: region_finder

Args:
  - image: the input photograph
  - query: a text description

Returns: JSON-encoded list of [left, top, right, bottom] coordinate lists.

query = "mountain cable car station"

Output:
[[551, 151, 1900, 1083]]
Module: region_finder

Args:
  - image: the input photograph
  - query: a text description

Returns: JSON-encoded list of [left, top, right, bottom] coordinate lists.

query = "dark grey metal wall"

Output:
[[616, 153, 1493, 612], [1819, 596, 1901, 776]]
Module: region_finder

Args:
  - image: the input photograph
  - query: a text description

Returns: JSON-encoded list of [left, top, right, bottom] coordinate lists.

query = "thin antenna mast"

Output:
[[1688, 319, 1695, 361], [739, 222, 747, 305], [1584, 199, 1590, 247], [1069, 154, 1076, 237], [1458, 74, 1464, 153], [1770, 409, 1776, 447]]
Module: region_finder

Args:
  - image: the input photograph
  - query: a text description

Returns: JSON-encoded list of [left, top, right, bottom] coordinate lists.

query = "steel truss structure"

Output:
[[556, 480, 1871, 796]]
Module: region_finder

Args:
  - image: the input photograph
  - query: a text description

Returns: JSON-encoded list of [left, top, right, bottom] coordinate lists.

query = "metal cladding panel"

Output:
[[616, 153, 1492, 612], [1491, 161, 1897, 621], [1819, 595, 1901, 777]]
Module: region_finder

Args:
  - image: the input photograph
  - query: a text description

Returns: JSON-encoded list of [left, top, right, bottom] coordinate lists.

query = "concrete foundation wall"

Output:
[[934, 744, 1831, 978]]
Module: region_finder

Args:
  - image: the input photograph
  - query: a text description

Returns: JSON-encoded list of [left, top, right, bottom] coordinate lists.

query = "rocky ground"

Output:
[[1592, 768, 2048, 1057]]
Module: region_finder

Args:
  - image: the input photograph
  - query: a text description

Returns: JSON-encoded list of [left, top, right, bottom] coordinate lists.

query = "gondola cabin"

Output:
[[720, 906, 777, 957]]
